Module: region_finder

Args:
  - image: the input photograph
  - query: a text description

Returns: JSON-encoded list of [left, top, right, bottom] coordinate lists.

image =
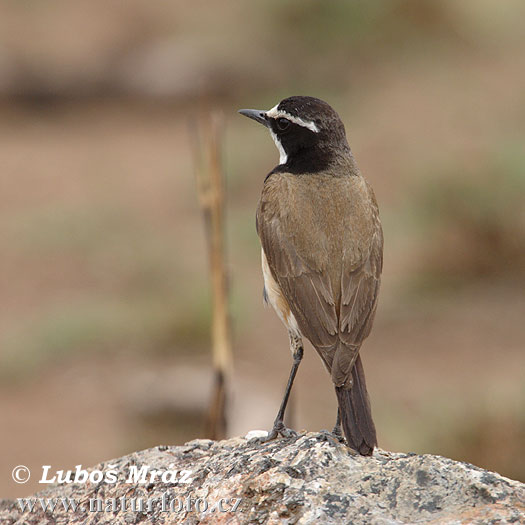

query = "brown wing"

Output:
[[332, 224, 382, 387], [257, 209, 338, 362], [257, 173, 382, 387]]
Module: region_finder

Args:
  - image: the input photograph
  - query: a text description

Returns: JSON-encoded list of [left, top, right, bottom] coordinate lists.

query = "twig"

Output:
[[190, 111, 233, 440]]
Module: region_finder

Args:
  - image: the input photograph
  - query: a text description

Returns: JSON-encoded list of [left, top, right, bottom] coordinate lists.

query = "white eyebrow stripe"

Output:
[[266, 104, 280, 116], [266, 105, 319, 133]]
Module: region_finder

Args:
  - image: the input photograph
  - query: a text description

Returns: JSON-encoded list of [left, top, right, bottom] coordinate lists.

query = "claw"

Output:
[[279, 426, 298, 439], [257, 420, 297, 443], [318, 430, 339, 447], [318, 429, 345, 447], [331, 426, 346, 444]]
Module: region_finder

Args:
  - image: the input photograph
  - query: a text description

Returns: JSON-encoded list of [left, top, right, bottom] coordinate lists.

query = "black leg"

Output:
[[332, 409, 345, 442], [317, 409, 345, 446], [264, 345, 303, 441]]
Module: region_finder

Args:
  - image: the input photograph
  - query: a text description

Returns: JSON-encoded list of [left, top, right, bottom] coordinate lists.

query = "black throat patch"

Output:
[[267, 119, 332, 176]]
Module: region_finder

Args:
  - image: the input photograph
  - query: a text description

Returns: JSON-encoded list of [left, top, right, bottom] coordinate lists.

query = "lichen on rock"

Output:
[[1, 432, 523, 524]]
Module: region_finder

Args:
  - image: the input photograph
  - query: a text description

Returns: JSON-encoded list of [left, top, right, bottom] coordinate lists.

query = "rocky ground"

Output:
[[1, 432, 523, 524]]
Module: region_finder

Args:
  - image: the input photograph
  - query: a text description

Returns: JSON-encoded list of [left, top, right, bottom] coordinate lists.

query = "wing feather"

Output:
[[257, 173, 383, 386]]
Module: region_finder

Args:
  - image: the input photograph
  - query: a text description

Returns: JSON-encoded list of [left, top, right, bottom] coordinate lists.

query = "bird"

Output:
[[238, 96, 382, 456]]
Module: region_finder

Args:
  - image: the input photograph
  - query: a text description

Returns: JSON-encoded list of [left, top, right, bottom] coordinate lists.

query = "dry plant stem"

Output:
[[191, 112, 233, 440]]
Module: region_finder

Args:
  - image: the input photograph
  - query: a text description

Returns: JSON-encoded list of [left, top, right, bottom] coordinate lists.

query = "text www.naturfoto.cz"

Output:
[[17, 494, 242, 515]]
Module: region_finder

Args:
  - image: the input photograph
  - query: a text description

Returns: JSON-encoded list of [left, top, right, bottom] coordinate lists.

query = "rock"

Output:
[[1, 432, 523, 524]]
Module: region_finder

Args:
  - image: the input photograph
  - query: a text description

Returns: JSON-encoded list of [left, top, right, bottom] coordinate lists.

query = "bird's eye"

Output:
[[276, 118, 290, 131]]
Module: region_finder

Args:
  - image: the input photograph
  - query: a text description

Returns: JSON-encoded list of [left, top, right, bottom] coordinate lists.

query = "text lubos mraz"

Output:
[[39, 465, 194, 485]]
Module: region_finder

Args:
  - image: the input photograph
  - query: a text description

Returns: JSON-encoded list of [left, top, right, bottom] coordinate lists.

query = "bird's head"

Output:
[[239, 96, 350, 173]]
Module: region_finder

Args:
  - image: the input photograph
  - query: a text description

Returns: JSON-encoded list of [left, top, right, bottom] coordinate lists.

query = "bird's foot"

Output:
[[331, 424, 346, 444], [318, 430, 340, 447], [257, 420, 297, 443], [318, 428, 345, 447]]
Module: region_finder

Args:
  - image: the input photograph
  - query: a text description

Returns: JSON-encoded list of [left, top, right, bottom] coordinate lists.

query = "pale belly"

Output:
[[261, 248, 301, 339]]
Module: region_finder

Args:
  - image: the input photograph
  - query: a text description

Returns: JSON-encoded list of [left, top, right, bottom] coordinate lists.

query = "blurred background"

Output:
[[1, 0, 524, 498]]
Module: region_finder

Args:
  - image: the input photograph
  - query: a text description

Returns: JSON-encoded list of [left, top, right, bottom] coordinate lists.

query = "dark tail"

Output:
[[335, 355, 377, 455]]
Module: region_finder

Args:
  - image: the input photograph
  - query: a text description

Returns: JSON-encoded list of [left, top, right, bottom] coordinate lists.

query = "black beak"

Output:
[[238, 108, 269, 127]]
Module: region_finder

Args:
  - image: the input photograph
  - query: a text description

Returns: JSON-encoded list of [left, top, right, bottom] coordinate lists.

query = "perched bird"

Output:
[[239, 96, 382, 455]]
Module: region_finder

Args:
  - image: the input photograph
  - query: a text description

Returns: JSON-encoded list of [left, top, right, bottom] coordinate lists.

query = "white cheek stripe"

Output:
[[266, 104, 319, 133], [269, 129, 287, 164]]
